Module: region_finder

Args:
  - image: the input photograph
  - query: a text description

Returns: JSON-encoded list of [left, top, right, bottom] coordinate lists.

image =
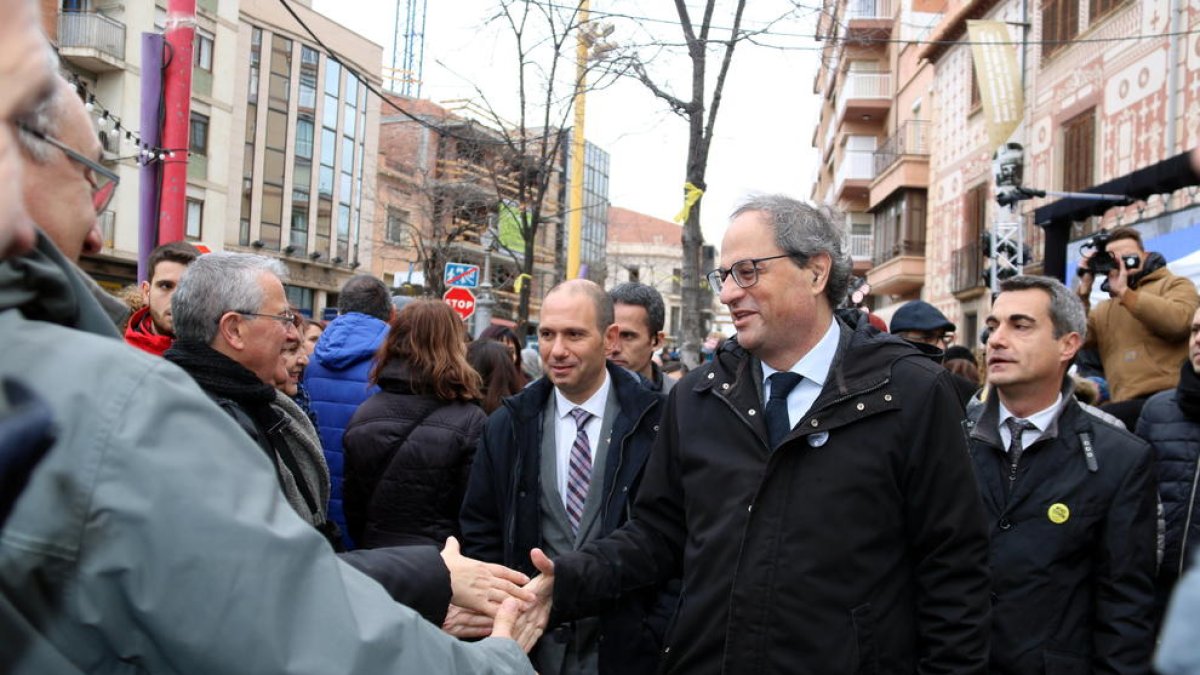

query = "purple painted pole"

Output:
[[137, 32, 164, 283]]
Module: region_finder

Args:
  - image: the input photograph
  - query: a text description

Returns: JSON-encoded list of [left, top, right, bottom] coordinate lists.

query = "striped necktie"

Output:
[[565, 407, 594, 535]]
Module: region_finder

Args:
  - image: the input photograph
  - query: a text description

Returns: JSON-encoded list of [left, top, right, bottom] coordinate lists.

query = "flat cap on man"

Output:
[[890, 300, 955, 333]]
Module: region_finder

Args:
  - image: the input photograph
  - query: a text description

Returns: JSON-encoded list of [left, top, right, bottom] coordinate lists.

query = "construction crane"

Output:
[[388, 0, 427, 96]]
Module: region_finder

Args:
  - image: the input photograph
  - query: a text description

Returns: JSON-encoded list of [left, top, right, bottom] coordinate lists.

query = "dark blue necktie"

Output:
[[766, 372, 803, 449]]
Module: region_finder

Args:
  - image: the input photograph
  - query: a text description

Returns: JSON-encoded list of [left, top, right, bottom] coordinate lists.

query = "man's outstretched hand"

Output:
[[491, 597, 543, 653], [521, 547, 556, 640], [441, 537, 536, 616]]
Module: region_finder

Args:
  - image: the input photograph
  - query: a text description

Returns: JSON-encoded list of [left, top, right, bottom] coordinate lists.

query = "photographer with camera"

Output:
[[1076, 226, 1200, 428]]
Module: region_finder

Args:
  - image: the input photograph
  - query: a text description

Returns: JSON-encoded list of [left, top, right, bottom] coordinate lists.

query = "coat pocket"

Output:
[[850, 603, 879, 675], [1043, 649, 1089, 675]]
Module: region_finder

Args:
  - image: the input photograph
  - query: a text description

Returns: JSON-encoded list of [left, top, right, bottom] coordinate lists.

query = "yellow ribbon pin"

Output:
[[1047, 503, 1070, 524]]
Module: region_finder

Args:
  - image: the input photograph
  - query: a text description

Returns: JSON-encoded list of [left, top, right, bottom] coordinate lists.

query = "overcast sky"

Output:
[[312, 0, 823, 247]]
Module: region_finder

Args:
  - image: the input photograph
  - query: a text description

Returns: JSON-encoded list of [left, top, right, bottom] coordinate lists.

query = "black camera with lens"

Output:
[[1077, 231, 1140, 277]]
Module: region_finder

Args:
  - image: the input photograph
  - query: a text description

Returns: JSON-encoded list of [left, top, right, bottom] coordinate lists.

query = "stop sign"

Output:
[[443, 286, 477, 321]]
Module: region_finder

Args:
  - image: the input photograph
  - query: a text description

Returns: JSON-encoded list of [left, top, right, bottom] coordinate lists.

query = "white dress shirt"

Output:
[[760, 318, 840, 430], [998, 394, 1063, 453], [552, 372, 611, 507]]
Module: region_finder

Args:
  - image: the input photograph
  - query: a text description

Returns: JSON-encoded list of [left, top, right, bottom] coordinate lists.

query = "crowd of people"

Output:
[[11, 0, 1200, 672]]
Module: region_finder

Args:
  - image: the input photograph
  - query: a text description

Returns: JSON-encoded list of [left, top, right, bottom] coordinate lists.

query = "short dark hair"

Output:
[[338, 275, 392, 321], [609, 282, 665, 335], [148, 241, 200, 282], [998, 275, 1087, 340], [1106, 226, 1144, 250]]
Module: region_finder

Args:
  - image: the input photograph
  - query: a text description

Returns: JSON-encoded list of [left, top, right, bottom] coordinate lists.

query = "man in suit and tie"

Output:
[[461, 279, 669, 675]]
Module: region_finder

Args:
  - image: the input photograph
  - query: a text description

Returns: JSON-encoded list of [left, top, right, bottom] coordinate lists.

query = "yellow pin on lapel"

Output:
[[1047, 503, 1070, 524]]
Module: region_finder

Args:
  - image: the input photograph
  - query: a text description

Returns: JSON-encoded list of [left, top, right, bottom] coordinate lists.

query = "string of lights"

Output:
[[63, 72, 178, 164]]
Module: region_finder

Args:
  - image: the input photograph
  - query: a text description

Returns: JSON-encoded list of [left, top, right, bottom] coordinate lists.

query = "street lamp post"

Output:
[[474, 228, 496, 338]]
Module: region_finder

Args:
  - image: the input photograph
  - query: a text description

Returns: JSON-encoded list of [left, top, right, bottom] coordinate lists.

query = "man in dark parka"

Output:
[[523, 194, 993, 674]]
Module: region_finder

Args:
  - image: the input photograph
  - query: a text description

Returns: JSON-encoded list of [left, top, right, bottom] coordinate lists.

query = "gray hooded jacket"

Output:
[[0, 234, 532, 675]]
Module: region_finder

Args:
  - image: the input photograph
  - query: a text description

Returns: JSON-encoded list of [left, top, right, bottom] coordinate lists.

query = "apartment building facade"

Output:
[[811, 0, 944, 322], [813, 0, 1200, 343], [606, 206, 686, 342], [375, 95, 562, 329], [920, 0, 1200, 344], [44, 0, 380, 316]]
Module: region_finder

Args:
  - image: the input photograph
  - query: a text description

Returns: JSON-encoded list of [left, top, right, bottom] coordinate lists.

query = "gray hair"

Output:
[[172, 252, 288, 344], [998, 275, 1087, 340], [15, 75, 65, 164], [609, 282, 665, 334], [730, 194, 853, 307]]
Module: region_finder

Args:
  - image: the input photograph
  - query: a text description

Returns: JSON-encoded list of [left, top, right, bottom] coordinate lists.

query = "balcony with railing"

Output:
[[951, 241, 986, 298], [869, 120, 931, 208], [833, 150, 876, 202], [58, 11, 126, 72], [846, 0, 894, 37], [835, 72, 891, 126]]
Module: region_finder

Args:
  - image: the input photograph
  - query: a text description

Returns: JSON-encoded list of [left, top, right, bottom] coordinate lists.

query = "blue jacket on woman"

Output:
[[304, 312, 389, 549]]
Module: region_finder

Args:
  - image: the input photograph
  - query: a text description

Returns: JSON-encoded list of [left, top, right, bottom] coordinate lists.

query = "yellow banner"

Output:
[[968, 20, 1024, 149]]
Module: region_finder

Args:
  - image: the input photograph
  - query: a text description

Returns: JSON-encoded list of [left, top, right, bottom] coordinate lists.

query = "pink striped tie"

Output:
[[565, 407, 593, 535]]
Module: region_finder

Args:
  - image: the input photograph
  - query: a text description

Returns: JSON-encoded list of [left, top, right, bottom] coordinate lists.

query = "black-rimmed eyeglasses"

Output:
[[17, 123, 119, 215], [706, 254, 800, 294]]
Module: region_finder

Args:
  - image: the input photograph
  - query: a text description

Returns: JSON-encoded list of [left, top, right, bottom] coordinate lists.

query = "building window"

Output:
[[185, 198, 203, 240], [386, 207, 409, 244], [1042, 0, 1079, 58], [194, 30, 214, 71], [671, 267, 682, 295], [627, 266, 640, 283], [284, 285, 314, 314], [189, 113, 209, 156], [1089, 0, 1125, 23], [964, 182, 988, 245], [1062, 108, 1095, 192]]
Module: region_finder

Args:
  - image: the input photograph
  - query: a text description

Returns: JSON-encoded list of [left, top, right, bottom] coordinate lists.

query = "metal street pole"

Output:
[[158, 0, 195, 244], [566, 0, 589, 279], [474, 229, 496, 338]]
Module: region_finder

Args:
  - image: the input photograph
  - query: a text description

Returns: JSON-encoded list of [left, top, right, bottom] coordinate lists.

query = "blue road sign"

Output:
[[444, 262, 480, 288]]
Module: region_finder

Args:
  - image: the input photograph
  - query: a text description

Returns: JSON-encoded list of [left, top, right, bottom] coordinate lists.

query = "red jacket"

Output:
[[124, 307, 173, 356]]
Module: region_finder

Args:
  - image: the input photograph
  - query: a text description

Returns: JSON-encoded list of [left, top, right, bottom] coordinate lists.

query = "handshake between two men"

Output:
[[438, 538, 557, 654]]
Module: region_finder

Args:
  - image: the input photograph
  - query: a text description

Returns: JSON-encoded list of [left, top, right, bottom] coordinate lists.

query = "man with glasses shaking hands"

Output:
[[524, 194, 992, 674]]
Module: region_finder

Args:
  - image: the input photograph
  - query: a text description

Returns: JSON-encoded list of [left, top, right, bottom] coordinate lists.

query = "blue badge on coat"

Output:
[[808, 431, 829, 448]]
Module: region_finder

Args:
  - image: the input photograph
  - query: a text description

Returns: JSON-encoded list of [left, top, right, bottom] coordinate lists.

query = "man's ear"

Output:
[[216, 312, 246, 351], [1060, 331, 1082, 366], [603, 323, 619, 351], [651, 330, 665, 348], [140, 280, 151, 305], [807, 253, 832, 295]]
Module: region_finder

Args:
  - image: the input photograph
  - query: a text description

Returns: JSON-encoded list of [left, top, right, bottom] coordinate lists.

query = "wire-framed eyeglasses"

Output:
[[706, 254, 800, 294], [17, 122, 120, 215], [234, 310, 299, 328]]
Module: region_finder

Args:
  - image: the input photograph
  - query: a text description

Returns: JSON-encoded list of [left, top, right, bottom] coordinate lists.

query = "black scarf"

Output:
[[1176, 360, 1200, 421], [164, 340, 278, 407]]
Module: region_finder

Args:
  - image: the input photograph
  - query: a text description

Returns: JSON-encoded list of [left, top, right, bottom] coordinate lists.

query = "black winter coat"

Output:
[[343, 361, 487, 548], [460, 363, 668, 675], [967, 380, 1157, 675], [1137, 363, 1200, 612], [553, 319, 992, 675]]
